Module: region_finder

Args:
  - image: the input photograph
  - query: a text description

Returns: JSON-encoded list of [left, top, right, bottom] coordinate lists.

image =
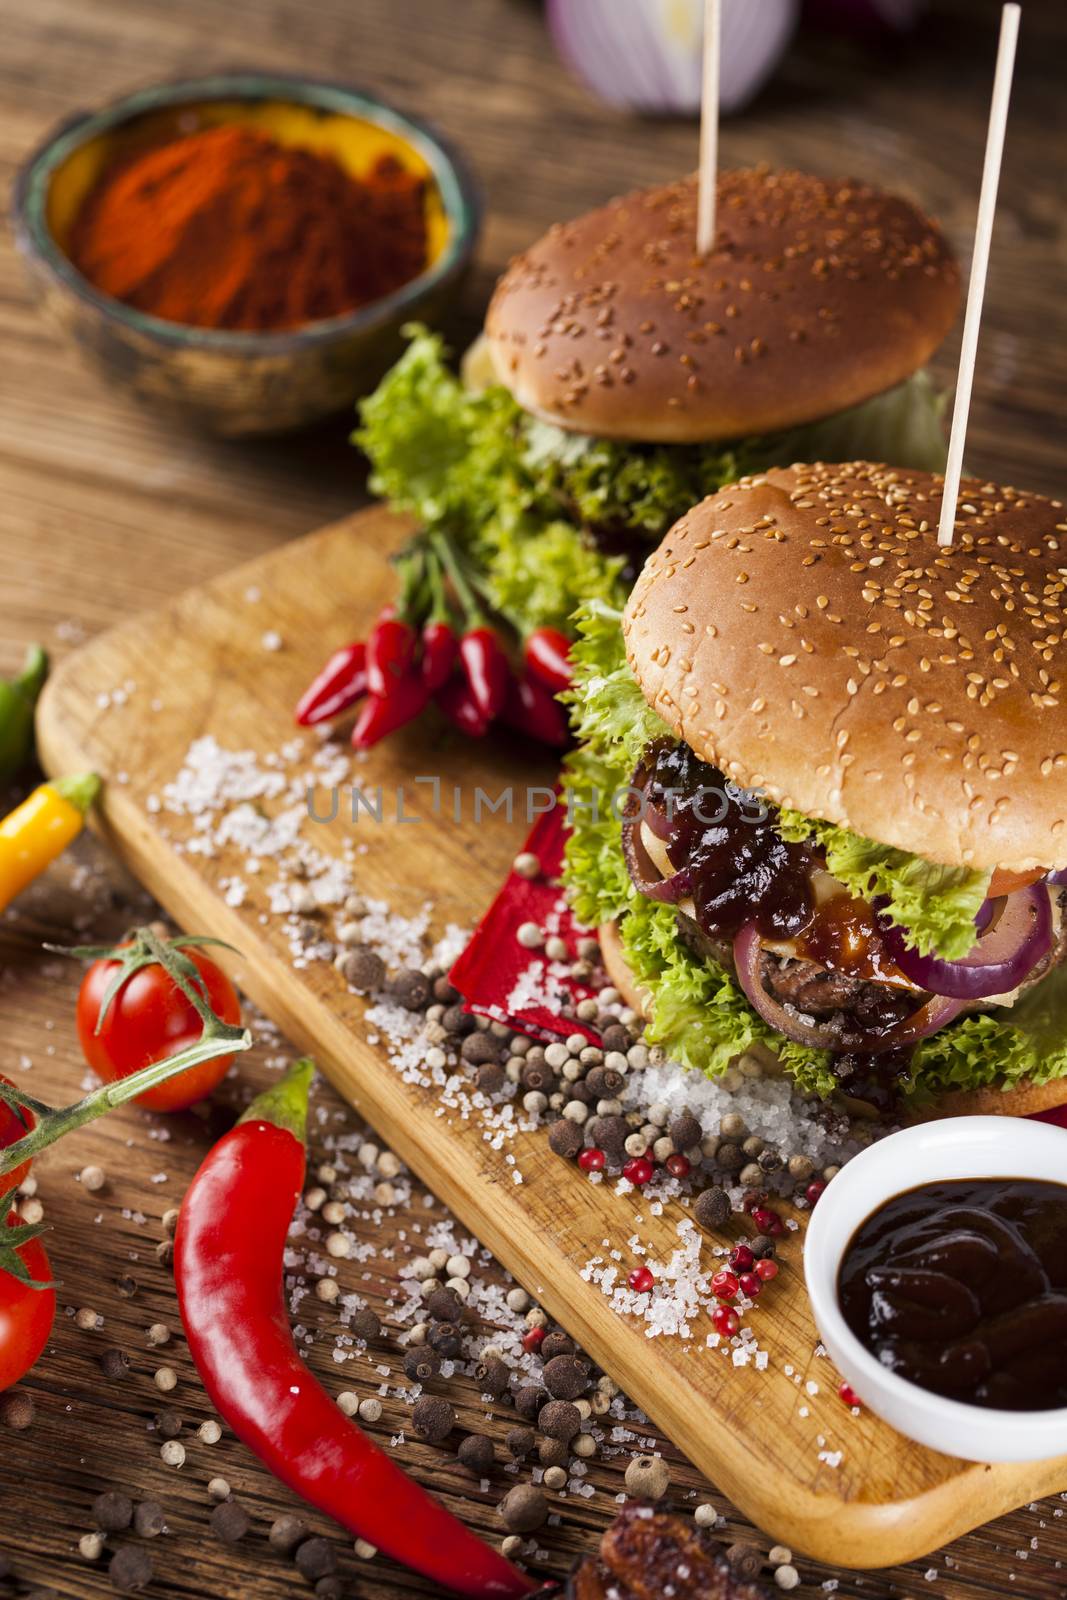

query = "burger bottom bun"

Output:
[[598, 920, 1067, 1123]]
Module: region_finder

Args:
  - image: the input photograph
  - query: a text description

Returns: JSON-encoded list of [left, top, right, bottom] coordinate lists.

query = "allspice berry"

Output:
[[338, 948, 385, 993], [403, 1348, 441, 1384], [425, 1286, 462, 1323], [669, 1112, 702, 1153], [538, 1436, 568, 1468], [693, 1186, 731, 1231], [547, 1119, 583, 1160], [388, 968, 431, 1011], [476, 1062, 505, 1096], [499, 1484, 548, 1534], [539, 1332, 574, 1363], [457, 1434, 495, 1475], [716, 1142, 744, 1173], [0, 1393, 35, 1430], [505, 1425, 536, 1461], [294, 1538, 336, 1582], [268, 1515, 308, 1553], [460, 1032, 501, 1067], [513, 1384, 548, 1421], [624, 1454, 670, 1500], [428, 1321, 463, 1358], [211, 1498, 250, 1543], [93, 1490, 133, 1532], [726, 1542, 764, 1582], [475, 1356, 511, 1399], [538, 1400, 581, 1443], [412, 1395, 455, 1444], [350, 1306, 382, 1343], [108, 1546, 153, 1592], [542, 1353, 590, 1400]]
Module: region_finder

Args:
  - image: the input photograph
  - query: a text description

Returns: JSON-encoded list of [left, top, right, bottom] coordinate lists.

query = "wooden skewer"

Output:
[[938, 3, 1021, 549], [696, 0, 721, 256]]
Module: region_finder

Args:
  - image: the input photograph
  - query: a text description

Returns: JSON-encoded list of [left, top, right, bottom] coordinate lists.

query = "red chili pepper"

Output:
[[436, 677, 490, 738], [175, 1062, 533, 1598], [459, 627, 510, 722], [367, 606, 417, 699], [524, 627, 573, 693], [294, 642, 368, 726], [421, 620, 458, 693], [352, 674, 429, 749], [501, 673, 569, 748]]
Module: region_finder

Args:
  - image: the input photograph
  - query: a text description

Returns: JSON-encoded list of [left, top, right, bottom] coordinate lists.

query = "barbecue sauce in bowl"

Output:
[[838, 1178, 1067, 1410]]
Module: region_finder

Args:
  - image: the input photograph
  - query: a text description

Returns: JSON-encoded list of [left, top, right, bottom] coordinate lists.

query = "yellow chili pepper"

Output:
[[0, 773, 100, 912]]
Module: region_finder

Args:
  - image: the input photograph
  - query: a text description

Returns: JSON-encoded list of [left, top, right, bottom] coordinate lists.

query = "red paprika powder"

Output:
[[67, 124, 429, 332]]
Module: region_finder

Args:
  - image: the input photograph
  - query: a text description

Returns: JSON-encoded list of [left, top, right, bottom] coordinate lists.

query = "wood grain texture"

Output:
[[2, 0, 1065, 1594], [34, 506, 1067, 1571]]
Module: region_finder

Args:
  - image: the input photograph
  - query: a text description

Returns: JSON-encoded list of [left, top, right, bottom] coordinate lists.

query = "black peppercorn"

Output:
[[108, 1546, 153, 1592], [294, 1537, 337, 1582], [726, 1542, 763, 1581], [211, 1498, 250, 1544], [403, 1348, 441, 1384], [93, 1490, 133, 1533], [513, 1384, 548, 1420], [669, 1112, 702, 1153], [349, 1306, 382, 1343], [499, 1484, 548, 1533], [457, 1433, 495, 1475], [154, 1409, 182, 1440], [547, 1120, 583, 1160], [388, 968, 431, 1011], [505, 1425, 536, 1460], [600, 1024, 631, 1054], [475, 1355, 510, 1399], [750, 1234, 777, 1260], [460, 1032, 501, 1067], [476, 1062, 505, 1095], [542, 1354, 590, 1400], [428, 1321, 463, 1358], [539, 1332, 574, 1363], [99, 1348, 129, 1380], [133, 1501, 166, 1538], [441, 1004, 476, 1036], [538, 1399, 580, 1442], [412, 1395, 455, 1443], [693, 1186, 731, 1231]]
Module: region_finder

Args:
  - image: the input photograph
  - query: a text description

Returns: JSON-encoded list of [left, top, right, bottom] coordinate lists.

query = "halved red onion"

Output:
[[1047, 868, 1067, 886], [621, 808, 692, 903], [733, 924, 964, 1056], [879, 885, 1052, 1001]]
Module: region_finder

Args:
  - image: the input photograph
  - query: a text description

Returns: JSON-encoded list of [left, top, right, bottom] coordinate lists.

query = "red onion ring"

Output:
[[621, 808, 693, 904], [732, 924, 964, 1055], [879, 885, 1052, 1001], [1047, 868, 1067, 886]]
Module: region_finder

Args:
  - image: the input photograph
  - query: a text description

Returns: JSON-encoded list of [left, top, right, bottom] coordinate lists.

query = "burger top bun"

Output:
[[485, 169, 960, 444], [623, 462, 1067, 873]]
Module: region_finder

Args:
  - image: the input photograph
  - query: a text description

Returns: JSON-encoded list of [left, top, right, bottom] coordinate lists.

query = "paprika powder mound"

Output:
[[67, 124, 429, 332]]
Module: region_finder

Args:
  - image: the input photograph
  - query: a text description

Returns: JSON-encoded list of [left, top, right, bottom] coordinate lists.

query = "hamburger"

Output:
[[563, 462, 1067, 1117], [358, 169, 960, 639]]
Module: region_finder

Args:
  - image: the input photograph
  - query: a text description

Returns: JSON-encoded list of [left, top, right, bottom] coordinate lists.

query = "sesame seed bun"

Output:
[[598, 920, 1067, 1119], [485, 169, 960, 444], [623, 463, 1067, 874]]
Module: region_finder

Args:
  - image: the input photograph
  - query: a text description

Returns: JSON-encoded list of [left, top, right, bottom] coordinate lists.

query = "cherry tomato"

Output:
[[0, 1218, 55, 1391], [0, 1077, 34, 1202], [76, 943, 242, 1112], [988, 867, 1047, 899]]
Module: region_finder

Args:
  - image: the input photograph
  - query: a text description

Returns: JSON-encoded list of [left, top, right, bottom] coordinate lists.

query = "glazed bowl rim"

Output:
[[10, 69, 481, 353], [803, 1115, 1067, 1462]]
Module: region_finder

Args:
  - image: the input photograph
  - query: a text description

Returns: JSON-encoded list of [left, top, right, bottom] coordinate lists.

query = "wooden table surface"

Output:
[[1, 2, 1064, 1597]]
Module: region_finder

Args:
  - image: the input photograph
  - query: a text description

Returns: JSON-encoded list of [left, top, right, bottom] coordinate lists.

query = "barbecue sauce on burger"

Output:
[[839, 1178, 1067, 1410]]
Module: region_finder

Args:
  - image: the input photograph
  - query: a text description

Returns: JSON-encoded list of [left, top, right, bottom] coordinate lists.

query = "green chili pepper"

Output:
[[0, 647, 48, 782]]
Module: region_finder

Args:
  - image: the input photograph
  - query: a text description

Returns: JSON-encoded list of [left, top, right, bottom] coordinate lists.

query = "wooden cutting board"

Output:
[[35, 506, 1067, 1569]]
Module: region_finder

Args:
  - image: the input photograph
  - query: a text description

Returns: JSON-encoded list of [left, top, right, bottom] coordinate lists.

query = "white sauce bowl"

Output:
[[804, 1116, 1067, 1462]]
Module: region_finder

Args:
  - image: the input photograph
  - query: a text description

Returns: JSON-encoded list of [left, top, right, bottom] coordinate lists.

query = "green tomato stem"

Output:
[[0, 1019, 252, 1175]]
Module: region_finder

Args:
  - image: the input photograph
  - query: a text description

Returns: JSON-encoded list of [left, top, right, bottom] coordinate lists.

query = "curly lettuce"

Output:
[[561, 603, 1065, 1102], [778, 812, 991, 961], [356, 328, 948, 636]]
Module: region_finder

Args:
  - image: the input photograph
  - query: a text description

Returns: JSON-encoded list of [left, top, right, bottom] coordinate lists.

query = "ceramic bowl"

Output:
[[11, 73, 480, 436], [804, 1116, 1067, 1462]]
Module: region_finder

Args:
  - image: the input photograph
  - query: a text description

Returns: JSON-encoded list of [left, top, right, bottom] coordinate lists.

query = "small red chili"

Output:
[[367, 606, 417, 699], [501, 673, 569, 749], [175, 1062, 533, 1598], [436, 678, 490, 739], [524, 628, 573, 693], [459, 627, 510, 722], [421, 620, 459, 694], [294, 642, 368, 726], [352, 675, 429, 750]]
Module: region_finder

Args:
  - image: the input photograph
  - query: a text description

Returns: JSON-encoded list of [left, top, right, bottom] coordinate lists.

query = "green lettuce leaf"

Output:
[[356, 330, 949, 637], [910, 958, 1067, 1099], [778, 811, 991, 960]]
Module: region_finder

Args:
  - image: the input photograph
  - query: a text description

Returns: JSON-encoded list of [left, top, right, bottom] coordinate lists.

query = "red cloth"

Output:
[[450, 810, 1067, 1130], [448, 804, 600, 1044]]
